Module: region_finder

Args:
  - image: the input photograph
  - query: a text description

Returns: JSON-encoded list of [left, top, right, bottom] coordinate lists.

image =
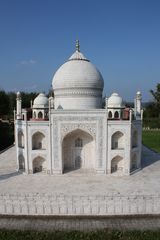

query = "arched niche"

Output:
[[32, 132, 46, 150], [114, 111, 119, 119], [18, 131, 24, 148], [32, 156, 46, 173], [108, 111, 112, 119], [19, 154, 25, 171], [111, 131, 124, 149], [111, 155, 123, 173], [38, 111, 43, 119], [62, 129, 95, 173]]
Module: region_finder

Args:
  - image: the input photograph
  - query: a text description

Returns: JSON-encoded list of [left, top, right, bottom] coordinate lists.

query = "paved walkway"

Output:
[[0, 146, 160, 228], [0, 146, 160, 196], [0, 216, 160, 231]]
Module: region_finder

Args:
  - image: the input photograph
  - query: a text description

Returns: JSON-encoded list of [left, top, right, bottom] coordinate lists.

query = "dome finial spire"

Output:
[[76, 39, 80, 52]]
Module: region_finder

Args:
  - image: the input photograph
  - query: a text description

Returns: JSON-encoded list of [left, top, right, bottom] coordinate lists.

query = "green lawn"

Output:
[[142, 130, 160, 153], [0, 229, 160, 240]]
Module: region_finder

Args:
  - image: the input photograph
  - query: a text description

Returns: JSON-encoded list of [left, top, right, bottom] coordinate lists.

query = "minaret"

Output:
[[134, 91, 142, 119], [49, 96, 54, 109], [16, 91, 22, 120]]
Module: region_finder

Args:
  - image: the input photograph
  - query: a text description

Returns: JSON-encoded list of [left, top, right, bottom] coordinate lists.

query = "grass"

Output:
[[0, 229, 160, 240], [142, 130, 160, 153]]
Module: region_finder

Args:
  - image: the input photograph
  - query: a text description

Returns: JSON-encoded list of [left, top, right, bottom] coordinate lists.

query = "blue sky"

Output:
[[0, 0, 160, 101]]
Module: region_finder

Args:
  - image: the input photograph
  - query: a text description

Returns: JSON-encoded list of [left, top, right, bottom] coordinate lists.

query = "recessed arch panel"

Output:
[[18, 131, 24, 148], [32, 156, 46, 173], [32, 131, 46, 150], [62, 129, 95, 173], [18, 154, 25, 171], [111, 131, 124, 149], [111, 155, 123, 173]]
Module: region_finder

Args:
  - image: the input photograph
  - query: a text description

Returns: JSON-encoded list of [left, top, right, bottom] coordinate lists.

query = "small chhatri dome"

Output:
[[108, 93, 124, 108], [52, 41, 104, 110], [33, 93, 48, 108]]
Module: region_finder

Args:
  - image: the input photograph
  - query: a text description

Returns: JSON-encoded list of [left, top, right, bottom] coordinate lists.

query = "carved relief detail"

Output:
[[54, 88, 102, 97], [52, 116, 104, 170], [61, 122, 96, 140], [53, 119, 59, 168], [97, 118, 103, 168], [30, 129, 47, 136]]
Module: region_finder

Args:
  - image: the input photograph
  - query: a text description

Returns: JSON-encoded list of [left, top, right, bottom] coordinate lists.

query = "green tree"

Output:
[[0, 122, 14, 150], [150, 83, 160, 118], [21, 92, 37, 109], [8, 92, 16, 117], [0, 90, 9, 117]]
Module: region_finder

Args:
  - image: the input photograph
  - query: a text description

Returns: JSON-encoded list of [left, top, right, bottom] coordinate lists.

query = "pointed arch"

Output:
[[32, 131, 46, 150], [18, 154, 25, 171], [111, 131, 124, 149], [111, 155, 123, 173], [108, 111, 112, 119], [61, 126, 95, 143], [38, 111, 43, 119], [18, 131, 24, 148], [114, 111, 119, 119], [32, 156, 46, 173], [62, 129, 95, 173]]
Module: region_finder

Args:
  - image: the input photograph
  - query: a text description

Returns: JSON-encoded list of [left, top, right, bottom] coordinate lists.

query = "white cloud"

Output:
[[29, 59, 37, 64], [17, 59, 37, 66]]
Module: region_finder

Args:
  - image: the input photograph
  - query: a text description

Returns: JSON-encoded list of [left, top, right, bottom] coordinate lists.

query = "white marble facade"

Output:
[[15, 41, 142, 176]]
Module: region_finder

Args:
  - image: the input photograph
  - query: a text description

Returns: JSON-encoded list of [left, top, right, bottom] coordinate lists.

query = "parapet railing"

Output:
[[0, 193, 159, 215]]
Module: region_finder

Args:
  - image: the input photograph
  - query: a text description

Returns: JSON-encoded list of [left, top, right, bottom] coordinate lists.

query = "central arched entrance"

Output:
[[62, 129, 95, 173]]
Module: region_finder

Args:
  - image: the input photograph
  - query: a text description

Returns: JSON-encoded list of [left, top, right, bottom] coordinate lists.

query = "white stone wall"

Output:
[[15, 109, 142, 176], [0, 193, 159, 216], [107, 121, 131, 175], [15, 120, 50, 174], [51, 110, 106, 174], [54, 95, 102, 110], [131, 120, 142, 171], [15, 121, 27, 172], [27, 122, 50, 174]]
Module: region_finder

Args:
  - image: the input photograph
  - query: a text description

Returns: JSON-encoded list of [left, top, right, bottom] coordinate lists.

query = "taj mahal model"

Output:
[[15, 41, 142, 176]]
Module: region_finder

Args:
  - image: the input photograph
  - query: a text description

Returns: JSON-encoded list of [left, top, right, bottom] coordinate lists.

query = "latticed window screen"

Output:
[[75, 138, 83, 147]]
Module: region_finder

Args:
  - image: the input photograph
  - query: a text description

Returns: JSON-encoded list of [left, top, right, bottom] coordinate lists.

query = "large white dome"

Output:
[[52, 42, 104, 110], [52, 52, 104, 90]]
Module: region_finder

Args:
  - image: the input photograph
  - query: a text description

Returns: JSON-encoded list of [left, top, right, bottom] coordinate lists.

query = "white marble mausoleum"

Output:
[[15, 41, 142, 176]]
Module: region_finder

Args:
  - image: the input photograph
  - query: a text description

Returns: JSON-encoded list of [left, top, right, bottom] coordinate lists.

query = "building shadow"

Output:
[[0, 171, 22, 181], [141, 145, 160, 169]]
